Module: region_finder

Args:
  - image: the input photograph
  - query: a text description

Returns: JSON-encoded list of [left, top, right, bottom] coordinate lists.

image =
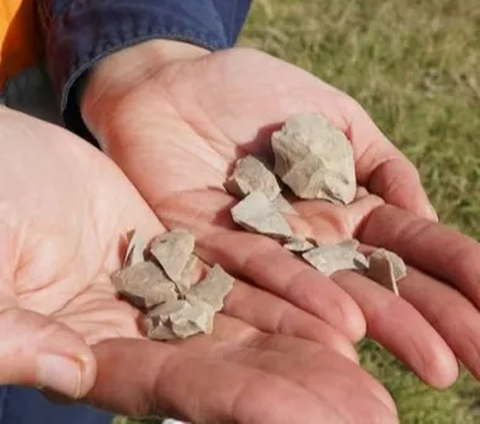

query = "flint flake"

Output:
[[150, 230, 195, 283], [224, 155, 281, 201], [189, 264, 234, 311], [147, 297, 214, 339], [283, 236, 315, 253], [123, 230, 146, 266], [302, 240, 363, 276], [272, 193, 298, 215], [176, 255, 199, 295], [111, 261, 178, 308], [367, 249, 407, 296], [231, 191, 293, 239], [272, 113, 356, 204]]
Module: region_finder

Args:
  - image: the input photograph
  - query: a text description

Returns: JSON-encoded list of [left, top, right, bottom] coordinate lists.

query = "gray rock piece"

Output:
[[150, 230, 195, 283], [123, 230, 146, 267], [231, 191, 293, 239], [147, 298, 214, 339], [111, 261, 178, 308], [224, 155, 281, 201], [272, 193, 298, 215], [367, 249, 407, 296], [189, 264, 234, 312], [272, 113, 356, 204], [144, 318, 176, 341], [176, 255, 199, 295], [353, 252, 370, 271], [283, 236, 315, 253], [171, 297, 215, 338], [302, 240, 362, 276]]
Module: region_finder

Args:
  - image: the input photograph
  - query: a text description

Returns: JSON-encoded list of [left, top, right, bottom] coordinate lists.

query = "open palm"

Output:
[[0, 108, 397, 423], [83, 42, 480, 389], [0, 107, 167, 390]]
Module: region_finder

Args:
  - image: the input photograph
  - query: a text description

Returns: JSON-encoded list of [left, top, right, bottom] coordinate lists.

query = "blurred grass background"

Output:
[[122, 1, 480, 422]]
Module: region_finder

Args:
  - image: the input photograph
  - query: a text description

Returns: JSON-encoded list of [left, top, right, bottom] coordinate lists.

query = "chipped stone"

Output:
[[231, 191, 293, 239], [123, 230, 146, 266], [353, 252, 370, 271], [302, 240, 362, 276], [224, 155, 281, 201], [144, 317, 176, 341], [150, 230, 195, 282], [112, 261, 178, 308], [283, 236, 315, 253], [147, 298, 214, 339], [171, 297, 215, 338], [272, 193, 298, 215], [367, 249, 407, 296], [176, 255, 199, 295], [272, 113, 356, 204], [189, 264, 234, 312]]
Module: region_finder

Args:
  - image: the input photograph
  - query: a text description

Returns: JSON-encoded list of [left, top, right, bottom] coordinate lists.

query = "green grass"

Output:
[[241, 0, 480, 423], [124, 1, 480, 422]]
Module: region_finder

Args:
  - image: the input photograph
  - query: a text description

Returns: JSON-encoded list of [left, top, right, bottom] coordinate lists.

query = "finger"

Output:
[[205, 232, 366, 341], [0, 307, 96, 398], [157, 190, 366, 342], [171, 315, 394, 414], [331, 270, 458, 388], [227, 349, 397, 422], [395, 266, 480, 379], [359, 205, 480, 308], [224, 280, 359, 362], [345, 103, 436, 221], [90, 338, 346, 424]]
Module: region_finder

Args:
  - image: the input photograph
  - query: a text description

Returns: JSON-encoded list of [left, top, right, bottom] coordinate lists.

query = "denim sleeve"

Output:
[[38, 0, 252, 135]]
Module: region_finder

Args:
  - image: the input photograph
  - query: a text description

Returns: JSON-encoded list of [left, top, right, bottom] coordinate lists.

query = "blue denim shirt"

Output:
[[37, 0, 251, 134], [0, 4, 252, 423]]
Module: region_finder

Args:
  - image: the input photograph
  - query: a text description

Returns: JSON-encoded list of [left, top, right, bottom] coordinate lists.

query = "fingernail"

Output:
[[428, 203, 439, 222], [37, 355, 82, 399]]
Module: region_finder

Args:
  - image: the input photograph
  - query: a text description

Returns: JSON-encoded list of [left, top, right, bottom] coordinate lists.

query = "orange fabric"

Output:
[[0, 0, 43, 89]]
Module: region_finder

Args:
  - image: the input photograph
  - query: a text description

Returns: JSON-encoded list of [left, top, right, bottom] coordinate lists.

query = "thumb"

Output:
[[0, 308, 96, 399]]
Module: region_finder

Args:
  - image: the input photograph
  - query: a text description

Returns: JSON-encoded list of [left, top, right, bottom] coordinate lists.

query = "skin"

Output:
[[0, 107, 396, 423], [82, 40, 480, 389]]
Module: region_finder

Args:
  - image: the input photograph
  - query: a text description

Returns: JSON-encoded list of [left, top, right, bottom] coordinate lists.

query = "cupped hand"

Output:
[[81, 40, 478, 388], [0, 107, 397, 424]]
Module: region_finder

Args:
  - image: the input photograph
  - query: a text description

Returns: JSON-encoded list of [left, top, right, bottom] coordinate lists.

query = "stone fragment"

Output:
[[272, 113, 356, 204], [353, 252, 370, 271], [367, 249, 407, 296], [272, 193, 298, 215], [147, 298, 214, 339], [171, 297, 215, 338], [144, 318, 176, 341], [302, 240, 362, 276], [111, 261, 178, 308], [123, 230, 146, 266], [283, 236, 315, 253], [189, 264, 234, 312], [224, 155, 281, 201], [231, 191, 293, 239], [150, 230, 195, 282], [176, 255, 199, 295]]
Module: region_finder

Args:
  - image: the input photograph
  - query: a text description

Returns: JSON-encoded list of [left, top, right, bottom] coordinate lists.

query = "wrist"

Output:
[[80, 40, 210, 140]]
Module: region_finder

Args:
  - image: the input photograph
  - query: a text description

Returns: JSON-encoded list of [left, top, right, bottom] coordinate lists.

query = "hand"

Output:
[[0, 107, 397, 423], [82, 41, 475, 389]]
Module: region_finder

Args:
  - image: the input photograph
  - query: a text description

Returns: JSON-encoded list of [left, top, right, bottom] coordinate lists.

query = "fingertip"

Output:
[[423, 349, 459, 390], [339, 296, 367, 343], [336, 340, 359, 364], [426, 202, 439, 223]]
